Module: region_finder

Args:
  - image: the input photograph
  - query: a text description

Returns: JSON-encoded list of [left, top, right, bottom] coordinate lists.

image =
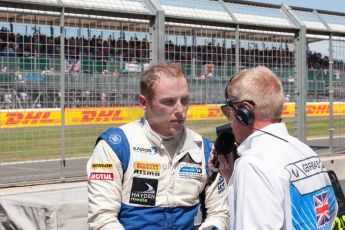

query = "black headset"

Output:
[[225, 77, 255, 126], [234, 102, 255, 126], [224, 76, 287, 142]]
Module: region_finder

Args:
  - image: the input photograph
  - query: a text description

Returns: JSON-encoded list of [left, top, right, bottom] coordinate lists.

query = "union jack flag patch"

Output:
[[314, 192, 330, 227]]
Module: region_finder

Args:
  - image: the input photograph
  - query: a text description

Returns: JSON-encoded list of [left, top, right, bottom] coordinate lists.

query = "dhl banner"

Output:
[[1, 102, 344, 128]]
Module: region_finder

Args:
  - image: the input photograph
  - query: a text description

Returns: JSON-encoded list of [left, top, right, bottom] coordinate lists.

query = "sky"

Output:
[[249, 0, 345, 13], [244, 0, 345, 56]]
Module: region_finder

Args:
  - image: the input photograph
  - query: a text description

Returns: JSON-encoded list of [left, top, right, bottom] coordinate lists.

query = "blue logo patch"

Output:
[[140, 118, 145, 127], [151, 146, 158, 155], [109, 134, 121, 144], [179, 165, 203, 180], [180, 166, 199, 173]]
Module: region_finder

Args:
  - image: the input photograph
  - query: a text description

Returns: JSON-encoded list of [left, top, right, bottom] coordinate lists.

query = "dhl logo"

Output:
[[5, 112, 54, 125], [79, 110, 124, 122], [282, 104, 293, 116], [134, 161, 160, 172], [306, 104, 329, 115], [1, 103, 344, 129], [207, 107, 223, 118], [188, 106, 224, 119], [281, 104, 330, 116]]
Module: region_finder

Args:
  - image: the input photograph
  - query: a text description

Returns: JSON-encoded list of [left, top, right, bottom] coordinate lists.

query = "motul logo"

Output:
[[89, 172, 114, 181]]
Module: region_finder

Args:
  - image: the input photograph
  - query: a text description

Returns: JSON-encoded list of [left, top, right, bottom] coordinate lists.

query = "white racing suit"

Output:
[[87, 118, 228, 230], [228, 123, 338, 230]]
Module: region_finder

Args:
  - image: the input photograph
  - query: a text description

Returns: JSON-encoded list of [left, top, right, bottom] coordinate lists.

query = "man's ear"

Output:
[[242, 101, 255, 111], [139, 95, 148, 110]]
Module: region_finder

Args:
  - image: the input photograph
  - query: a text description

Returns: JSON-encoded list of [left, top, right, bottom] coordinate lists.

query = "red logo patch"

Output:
[[89, 172, 114, 181]]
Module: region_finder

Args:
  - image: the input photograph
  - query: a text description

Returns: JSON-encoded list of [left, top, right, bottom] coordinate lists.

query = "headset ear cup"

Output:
[[235, 104, 255, 126]]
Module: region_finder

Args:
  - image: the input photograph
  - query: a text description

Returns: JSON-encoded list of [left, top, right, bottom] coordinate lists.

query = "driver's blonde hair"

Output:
[[140, 62, 187, 101]]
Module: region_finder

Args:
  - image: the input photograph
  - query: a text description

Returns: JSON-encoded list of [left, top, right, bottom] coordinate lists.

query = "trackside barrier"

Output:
[[0, 102, 344, 128]]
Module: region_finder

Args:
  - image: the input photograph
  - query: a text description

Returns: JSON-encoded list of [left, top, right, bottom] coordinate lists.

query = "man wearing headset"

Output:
[[213, 66, 338, 229]]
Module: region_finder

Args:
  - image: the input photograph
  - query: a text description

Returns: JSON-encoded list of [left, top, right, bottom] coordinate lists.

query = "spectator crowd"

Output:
[[0, 25, 344, 110]]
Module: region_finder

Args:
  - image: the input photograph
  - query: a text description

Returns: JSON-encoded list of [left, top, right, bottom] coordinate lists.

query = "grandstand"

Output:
[[1, 2, 345, 110], [0, 50, 341, 109]]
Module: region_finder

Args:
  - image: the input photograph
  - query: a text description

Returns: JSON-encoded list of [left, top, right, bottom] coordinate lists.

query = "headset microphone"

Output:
[[250, 126, 289, 143], [207, 124, 238, 185]]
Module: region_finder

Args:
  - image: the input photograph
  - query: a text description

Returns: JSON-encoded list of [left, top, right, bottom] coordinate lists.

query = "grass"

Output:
[[0, 117, 344, 163], [188, 117, 345, 141]]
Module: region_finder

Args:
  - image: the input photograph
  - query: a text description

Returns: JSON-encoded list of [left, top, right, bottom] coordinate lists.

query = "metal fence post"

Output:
[[282, 4, 307, 142], [235, 25, 240, 73], [59, 5, 66, 180], [295, 25, 307, 143], [147, 0, 165, 63], [329, 34, 334, 153]]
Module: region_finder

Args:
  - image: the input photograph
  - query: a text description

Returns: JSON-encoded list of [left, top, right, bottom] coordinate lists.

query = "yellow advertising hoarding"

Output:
[[1, 102, 344, 128]]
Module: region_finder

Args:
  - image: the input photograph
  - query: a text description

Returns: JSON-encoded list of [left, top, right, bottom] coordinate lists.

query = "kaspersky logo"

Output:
[[132, 146, 158, 154]]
